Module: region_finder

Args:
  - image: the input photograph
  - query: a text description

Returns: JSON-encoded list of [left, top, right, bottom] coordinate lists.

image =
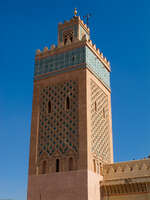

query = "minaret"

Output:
[[27, 9, 113, 200]]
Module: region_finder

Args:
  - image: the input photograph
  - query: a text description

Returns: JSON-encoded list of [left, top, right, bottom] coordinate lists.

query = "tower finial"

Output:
[[74, 8, 77, 17]]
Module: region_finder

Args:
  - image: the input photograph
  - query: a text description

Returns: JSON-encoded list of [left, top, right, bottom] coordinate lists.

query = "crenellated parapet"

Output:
[[101, 159, 150, 181], [36, 44, 57, 56], [86, 39, 110, 71], [101, 159, 150, 197], [35, 39, 110, 70], [34, 41, 111, 89], [34, 12, 111, 90], [57, 15, 90, 48], [58, 16, 90, 35]]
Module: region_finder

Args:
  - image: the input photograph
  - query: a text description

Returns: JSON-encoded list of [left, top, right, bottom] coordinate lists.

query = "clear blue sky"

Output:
[[0, 0, 150, 199]]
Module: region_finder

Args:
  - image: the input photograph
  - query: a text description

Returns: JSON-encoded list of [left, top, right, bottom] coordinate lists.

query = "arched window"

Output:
[[64, 37, 67, 45], [93, 159, 96, 173], [42, 160, 47, 174], [56, 159, 59, 172], [70, 35, 73, 42], [99, 162, 102, 174], [72, 55, 75, 61], [95, 101, 97, 112], [102, 108, 106, 119], [66, 96, 70, 110], [63, 31, 73, 45], [69, 157, 73, 171], [48, 101, 51, 113]]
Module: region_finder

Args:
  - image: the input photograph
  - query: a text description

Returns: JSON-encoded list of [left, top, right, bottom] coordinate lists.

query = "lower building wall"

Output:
[[88, 170, 103, 200], [103, 193, 150, 200], [27, 170, 104, 200], [28, 170, 88, 200]]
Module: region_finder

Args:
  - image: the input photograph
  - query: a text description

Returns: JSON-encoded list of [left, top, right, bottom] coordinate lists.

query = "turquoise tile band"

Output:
[[34, 46, 110, 88]]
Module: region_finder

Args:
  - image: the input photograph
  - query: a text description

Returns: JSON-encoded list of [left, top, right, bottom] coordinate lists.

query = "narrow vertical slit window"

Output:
[[48, 101, 51, 113], [66, 96, 70, 110], [69, 157, 73, 171], [72, 55, 75, 62], [56, 159, 59, 172], [93, 159, 96, 173], [102, 108, 106, 119], [64, 37, 67, 45], [95, 101, 97, 112], [70, 35, 73, 42], [42, 160, 47, 174]]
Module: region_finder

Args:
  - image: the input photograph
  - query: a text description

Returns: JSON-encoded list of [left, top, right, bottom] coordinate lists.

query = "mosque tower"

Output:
[[27, 9, 113, 200]]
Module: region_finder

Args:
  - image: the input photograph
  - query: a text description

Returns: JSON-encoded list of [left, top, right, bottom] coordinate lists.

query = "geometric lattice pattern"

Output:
[[38, 80, 78, 160], [91, 80, 111, 163]]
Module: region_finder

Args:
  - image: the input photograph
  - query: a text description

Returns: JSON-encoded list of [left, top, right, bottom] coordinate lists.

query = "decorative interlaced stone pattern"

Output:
[[91, 80, 111, 163], [38, 80, 79, 161]]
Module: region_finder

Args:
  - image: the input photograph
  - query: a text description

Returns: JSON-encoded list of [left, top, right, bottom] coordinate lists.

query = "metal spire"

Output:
[[83, 13, 92, 26]]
